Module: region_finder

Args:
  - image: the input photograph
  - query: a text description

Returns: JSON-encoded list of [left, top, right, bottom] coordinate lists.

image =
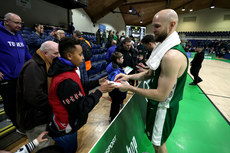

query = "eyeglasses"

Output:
[[7, 19, 24, 25]]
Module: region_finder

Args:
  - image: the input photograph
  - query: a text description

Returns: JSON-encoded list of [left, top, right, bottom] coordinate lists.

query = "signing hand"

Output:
[[99, 76, 108, 85], [114, 73, 129, 82], [116, 81, 131, 92], [138, 62, 145, 67], [36, 131, 49, 143]]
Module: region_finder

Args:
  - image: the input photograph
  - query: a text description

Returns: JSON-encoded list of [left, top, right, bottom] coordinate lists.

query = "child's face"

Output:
[[138, 55, 143, 60], [117, 56, 124, 64], [69, 45, 84, 67]]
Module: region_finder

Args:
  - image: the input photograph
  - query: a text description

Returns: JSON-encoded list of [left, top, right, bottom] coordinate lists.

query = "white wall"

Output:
[[146, 24, 154, 35], [97, 8, 126, 35], [177, 8, 230, 32], [0, 0, 68, 28], [72, 8, 125, 34]]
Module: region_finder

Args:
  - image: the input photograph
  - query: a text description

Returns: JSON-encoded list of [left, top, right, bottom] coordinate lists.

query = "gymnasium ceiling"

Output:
[[84, 0, 230, 26], [44, 0, 230, 26]]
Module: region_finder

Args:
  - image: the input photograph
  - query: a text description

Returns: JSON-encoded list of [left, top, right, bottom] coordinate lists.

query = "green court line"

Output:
[[166, 75, 230, 153]]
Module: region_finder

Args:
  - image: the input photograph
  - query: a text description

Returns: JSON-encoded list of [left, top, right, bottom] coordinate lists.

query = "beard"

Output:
[[155, 32, 167, 43]]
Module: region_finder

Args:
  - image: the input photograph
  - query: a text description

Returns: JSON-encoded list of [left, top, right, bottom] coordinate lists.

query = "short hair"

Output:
[[36, 145, 66, 153], [33, 24, 43, 29], [4, 12, 20, 20], [74, 30, 82, 37], [122, 38, 131, 44], [111, 51, 123, 62], [141, 35, 155, 44], [58, 37, 81, 59], [57, 30, 65, 34], [40, 41, 58, 53], [4, 13, 13, 20]]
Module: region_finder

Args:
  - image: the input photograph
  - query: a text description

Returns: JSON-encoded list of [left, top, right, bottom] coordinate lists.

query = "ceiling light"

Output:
[[140, 20, 143, 24], [210, 0, 215, 9], [182, 7, 185, 11], [189, 8, 193, 12], [129, 6, 132, 13]]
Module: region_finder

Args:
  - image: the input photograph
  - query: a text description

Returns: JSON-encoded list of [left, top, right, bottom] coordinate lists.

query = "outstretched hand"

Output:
[[36, 131, 49, 143], [98, 80, 115, 93], [99, 76, 108, 85], [116, 81, 131, 92], [114, 73, 129, 82]]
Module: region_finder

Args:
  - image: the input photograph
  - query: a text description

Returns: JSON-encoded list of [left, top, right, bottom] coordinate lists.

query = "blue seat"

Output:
[[93, 55, 99, 62], [22, 27, 32, 31], [88, 69, 96, 76]]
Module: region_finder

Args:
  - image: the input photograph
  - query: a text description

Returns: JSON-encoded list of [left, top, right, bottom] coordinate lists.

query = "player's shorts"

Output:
[[145, 101, 179, 146]]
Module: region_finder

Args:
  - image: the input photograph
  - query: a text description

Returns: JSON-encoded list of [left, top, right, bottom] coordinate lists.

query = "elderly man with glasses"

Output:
[[0, 12, 31, 131]]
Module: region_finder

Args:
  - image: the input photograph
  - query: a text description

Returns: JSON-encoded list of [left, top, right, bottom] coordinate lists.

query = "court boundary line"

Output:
[[188, 74, 230, 125], [199, 93, 230, 99]]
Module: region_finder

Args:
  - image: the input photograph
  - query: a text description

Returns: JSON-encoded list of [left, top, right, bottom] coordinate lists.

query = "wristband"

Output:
[[33, 139, 39, 146]]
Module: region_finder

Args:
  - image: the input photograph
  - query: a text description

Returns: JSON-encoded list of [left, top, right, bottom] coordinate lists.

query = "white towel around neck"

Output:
[[146, 31, 181, 70]]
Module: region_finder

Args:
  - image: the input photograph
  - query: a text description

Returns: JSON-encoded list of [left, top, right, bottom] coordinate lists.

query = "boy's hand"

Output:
[[116, 81, 131, 92], [99, 76, 107, 85], [98, 81, 115, 93], [114, 73, 129, 82], [36, 131, 49, 143]]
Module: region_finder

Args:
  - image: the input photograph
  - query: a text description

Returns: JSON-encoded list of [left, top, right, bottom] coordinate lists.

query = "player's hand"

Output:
[[0, 72, 4, 81], [114, 73, 129, 82], [116, 81, 130, 92], [137, 66, 145, 72], [99, 76, 107, 85], [36, 131, 49, 143], [138, 62, 145, 67], [98, 80, 115, 93]]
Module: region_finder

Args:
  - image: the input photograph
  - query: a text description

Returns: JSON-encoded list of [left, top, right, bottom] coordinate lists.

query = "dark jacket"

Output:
[[80, 38, 92, 61], [191, 51, 204, 67], [116, 44, 138, 71], [47, 57, 102, 137], [106, 62, 127, 103], [16, 53, 52, 130], [28, 32, 54, 55]]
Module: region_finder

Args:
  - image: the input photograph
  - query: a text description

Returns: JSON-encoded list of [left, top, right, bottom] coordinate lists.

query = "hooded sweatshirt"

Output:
[[47, 57, 102, 137], [0, 21, 31, 80], [106, 62, 125, 81]]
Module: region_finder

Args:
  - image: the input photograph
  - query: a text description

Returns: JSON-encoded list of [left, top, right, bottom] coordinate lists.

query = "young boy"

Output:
[[106, 52, 127, 122], [47, 37, 114, 153], [136, 53, 149, 72]]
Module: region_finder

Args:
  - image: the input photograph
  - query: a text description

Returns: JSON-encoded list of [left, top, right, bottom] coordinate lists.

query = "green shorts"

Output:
[[145, 101, 179, 146]]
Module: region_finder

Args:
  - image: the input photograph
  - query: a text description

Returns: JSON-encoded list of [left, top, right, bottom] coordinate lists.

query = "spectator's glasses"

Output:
[[6, 19, 24, 25]]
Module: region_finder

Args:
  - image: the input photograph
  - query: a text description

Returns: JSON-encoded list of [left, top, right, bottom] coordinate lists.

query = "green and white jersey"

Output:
[[148, 44, 189, 108], [146, 44, 189, 146]]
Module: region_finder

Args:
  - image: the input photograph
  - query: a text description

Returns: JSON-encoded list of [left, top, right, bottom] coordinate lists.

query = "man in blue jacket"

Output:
[[105, 40, 117, 63], [0, 12, 32, 129], [28, 24, 55, 55]]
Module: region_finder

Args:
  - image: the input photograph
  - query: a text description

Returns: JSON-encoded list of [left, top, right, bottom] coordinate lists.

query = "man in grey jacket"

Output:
[[16, 41, 60, 151]]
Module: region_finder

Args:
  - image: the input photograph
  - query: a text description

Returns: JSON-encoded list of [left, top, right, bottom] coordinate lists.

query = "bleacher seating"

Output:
[[179, 31, 230, 37], [18, 27, 108, 80]]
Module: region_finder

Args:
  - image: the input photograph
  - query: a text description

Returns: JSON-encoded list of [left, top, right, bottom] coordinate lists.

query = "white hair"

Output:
[[57, 30, 65, 40], [40, 41, 58, 52]]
